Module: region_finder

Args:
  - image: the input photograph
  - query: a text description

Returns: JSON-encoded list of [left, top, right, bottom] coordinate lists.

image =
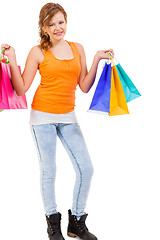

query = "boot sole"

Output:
[[67, 232, 83, 240]]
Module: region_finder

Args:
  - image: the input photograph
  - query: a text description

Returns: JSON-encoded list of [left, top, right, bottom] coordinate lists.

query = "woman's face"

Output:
[[44, 11, 67, 43]]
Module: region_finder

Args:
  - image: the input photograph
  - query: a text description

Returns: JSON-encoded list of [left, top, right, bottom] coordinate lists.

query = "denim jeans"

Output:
[[30, 123, 94, 218]]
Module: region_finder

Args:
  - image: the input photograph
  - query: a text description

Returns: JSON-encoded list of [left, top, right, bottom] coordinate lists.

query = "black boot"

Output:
[[67, 209, 98, 240], [46, 212, 65, 240]]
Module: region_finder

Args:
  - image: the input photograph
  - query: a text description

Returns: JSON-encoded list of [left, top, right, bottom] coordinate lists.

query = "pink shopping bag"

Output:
[[0, 62, 27, 109]]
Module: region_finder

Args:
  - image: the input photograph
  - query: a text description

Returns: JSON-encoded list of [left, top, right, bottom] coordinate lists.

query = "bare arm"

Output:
[[1, 44, 43, 96], [75, 43, 114, 93]]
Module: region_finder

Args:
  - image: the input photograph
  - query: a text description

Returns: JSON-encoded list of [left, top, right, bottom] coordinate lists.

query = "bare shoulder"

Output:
[[74, 42, 85, 53], [28, 45, 44, 64], [74, 42, 87, 62], [29, 45, 43, 54]]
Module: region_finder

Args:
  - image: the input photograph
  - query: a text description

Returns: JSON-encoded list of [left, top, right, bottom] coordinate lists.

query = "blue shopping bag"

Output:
[[116, 63, 141, 102], [89, 62, 111, 113]]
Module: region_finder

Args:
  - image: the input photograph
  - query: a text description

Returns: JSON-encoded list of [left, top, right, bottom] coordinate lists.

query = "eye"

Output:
[[59, 21, 64, 24], [49, 23, 55, 27]]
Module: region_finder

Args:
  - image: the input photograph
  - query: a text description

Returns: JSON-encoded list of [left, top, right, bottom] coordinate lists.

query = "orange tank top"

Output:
[[31, 40, 81, 114]]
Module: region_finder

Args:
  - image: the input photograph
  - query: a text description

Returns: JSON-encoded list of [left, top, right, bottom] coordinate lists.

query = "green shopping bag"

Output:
[[116, 63, 141, 102]]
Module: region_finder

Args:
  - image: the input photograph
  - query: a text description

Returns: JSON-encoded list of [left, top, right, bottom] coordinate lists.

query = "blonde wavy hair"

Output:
[[39, 2, 67, 50]]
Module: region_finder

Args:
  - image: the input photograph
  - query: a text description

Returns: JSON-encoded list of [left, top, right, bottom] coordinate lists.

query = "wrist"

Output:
[[8, 56, 17, 67], [94, 54, 100, 64]]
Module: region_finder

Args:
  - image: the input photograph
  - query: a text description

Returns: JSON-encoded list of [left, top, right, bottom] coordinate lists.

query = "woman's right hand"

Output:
[[1, 44, 16, 63]]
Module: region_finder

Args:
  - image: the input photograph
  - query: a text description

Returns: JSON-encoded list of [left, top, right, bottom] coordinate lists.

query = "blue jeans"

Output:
[[30, 123, 94, 218]]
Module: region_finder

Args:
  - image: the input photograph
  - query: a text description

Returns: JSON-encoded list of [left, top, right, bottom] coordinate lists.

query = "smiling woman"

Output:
[[1, 2, 114, 240], [39, 3, 67, 50]]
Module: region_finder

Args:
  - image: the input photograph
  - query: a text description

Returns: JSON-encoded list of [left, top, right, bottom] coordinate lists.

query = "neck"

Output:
[[51, 38, 65, 47]]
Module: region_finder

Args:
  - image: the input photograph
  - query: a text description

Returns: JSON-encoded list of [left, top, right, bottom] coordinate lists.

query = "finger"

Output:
[[104, 52, 110, 59], [104, 50, 110, 53], [1, 44, 10, 51], [104, 50, 114, 57], [105, 51, 113, 58], [1, 43, 10, 48], [110, 49, 114, 55]]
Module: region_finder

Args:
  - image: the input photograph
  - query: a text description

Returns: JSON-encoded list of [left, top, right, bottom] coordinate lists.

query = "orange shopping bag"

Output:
[[109, 66, 129, 116]]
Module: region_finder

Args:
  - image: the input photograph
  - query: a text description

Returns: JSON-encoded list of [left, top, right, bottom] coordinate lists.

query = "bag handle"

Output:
[[107, 52, 120, 66], [107, 52, 115, 65], [0, 48, 9, 64]]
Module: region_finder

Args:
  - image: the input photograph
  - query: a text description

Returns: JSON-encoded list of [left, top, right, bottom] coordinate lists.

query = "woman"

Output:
[[2, 3, 114, 240]]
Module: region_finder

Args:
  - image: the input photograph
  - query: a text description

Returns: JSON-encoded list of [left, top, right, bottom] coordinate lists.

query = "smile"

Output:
[[54, 32, 63, 35]]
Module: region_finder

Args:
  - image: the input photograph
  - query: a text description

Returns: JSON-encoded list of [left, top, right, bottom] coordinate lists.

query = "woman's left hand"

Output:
[[95, 48, 114, 61]]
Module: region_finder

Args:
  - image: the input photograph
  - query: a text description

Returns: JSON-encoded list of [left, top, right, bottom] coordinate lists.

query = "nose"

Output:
[[55, 24, 61, 31]]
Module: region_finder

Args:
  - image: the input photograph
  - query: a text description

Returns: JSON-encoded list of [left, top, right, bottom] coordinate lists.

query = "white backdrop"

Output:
[[0, 0, 160, 240]]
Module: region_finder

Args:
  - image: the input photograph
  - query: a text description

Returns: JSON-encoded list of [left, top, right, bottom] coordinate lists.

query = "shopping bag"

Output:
[[109, 66, 129, 116], [89, 53, 141, 116], [115, 65, 131, 102], [116, 63, 141, 102], [89, 61, 111, 113], [0, 48, 9, 112], [0, 62, 27, 109]]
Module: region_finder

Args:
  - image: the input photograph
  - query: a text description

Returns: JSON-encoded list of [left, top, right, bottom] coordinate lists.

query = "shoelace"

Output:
[[51, 223, 61, 233], [76, 220, 88, 232], [47, 220, 61, 235]]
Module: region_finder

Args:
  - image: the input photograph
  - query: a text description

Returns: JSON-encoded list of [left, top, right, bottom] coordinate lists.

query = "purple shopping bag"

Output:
[[89, 62, 111, 113], [0, 62, 27, 109]]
